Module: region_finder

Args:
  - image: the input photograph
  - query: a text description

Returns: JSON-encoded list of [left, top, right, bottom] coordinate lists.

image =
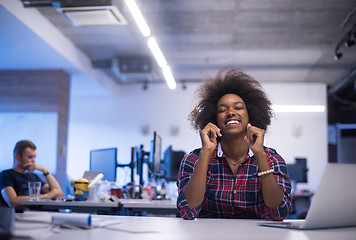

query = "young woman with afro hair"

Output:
[[177, 68, 292, 220]]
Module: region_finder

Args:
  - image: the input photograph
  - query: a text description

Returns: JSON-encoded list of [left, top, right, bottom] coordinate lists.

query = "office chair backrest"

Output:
[[0, 171, 10, 207]]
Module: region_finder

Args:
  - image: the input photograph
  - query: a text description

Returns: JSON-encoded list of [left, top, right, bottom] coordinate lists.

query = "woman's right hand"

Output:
[[199, 123, 222, 152], [183, 123, 222, 209]]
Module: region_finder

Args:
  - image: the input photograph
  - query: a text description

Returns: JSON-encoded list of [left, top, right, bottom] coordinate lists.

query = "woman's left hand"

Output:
[[245, 123, 265, 154]]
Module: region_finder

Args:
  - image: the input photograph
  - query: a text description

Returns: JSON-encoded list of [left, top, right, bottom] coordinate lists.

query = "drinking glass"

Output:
[[28, 182, 41, 201]]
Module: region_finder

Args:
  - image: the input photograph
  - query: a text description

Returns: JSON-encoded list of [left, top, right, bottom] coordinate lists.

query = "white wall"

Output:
[[67, 82, 327, 193], [264, 83, 328, 192], [67, 83, 202, 186], [0, 112, 58, 173]]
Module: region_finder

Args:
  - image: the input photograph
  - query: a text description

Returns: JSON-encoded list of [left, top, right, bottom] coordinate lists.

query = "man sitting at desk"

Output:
[[0, 140, 63, 207]]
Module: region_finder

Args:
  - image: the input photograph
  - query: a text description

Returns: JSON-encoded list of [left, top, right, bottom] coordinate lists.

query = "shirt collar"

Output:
[[217, 141, 254, 158]]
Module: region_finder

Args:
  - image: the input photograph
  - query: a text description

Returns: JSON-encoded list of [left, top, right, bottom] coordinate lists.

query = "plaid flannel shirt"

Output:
[[177, 143, 292, 220]]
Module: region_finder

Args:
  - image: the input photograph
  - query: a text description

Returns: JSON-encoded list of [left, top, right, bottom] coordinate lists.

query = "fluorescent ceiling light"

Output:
[[125, 0, 150, 36], [58, 6, 127, 26], [162, 66, 176, 90], [272, 105, 325, 113], [125, 0, 176, 90], [148, 37, 167, 68]]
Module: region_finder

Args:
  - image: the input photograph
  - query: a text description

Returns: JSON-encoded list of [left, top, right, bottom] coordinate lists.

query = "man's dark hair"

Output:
[[13, 140, 36, 158], [189, 67, 273, 131]]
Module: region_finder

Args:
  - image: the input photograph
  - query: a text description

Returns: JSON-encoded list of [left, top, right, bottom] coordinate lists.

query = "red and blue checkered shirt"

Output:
[[177, 143, 292, 220]]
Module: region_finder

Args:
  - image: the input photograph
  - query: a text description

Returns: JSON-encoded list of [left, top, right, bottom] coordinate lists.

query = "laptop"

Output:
[[82, 171, 104, 181], [260, 163, 356, 230]]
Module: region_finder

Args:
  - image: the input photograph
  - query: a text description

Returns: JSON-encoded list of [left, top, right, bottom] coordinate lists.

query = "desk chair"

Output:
[[0, 190, 10, 207], [0, 171, 10, 207]]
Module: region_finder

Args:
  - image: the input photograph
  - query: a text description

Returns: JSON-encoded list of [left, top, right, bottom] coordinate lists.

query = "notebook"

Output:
[[260, 163, 356, 230]]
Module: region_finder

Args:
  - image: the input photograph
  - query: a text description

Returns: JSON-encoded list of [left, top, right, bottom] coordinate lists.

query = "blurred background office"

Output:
[[0, 0, 356, 202]]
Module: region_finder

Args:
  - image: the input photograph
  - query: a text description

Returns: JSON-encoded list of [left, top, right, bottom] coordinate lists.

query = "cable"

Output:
[[340, 7, 356, 29], [330, 93, 356, 106]]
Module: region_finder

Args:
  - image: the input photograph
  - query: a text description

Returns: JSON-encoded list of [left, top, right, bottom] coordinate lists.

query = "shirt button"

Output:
[[233, 190, 236, 194]]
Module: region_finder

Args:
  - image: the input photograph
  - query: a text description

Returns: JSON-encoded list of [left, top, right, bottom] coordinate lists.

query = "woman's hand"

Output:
[[184, 123, 222, 209], [246, 123, 265, 154], [200, 123, 222, 152]]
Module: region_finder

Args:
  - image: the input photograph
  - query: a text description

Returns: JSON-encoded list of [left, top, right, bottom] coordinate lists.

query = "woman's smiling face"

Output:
[[216, 94, 249, 137]]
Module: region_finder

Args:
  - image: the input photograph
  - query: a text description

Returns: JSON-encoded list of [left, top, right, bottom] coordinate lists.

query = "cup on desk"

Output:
[[88, 185, 99, 201], [28, 181, 41, 201], [110, 188, 124, 198]]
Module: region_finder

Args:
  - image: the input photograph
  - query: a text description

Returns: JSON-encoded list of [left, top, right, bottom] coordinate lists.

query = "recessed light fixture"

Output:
[[58, 6, 128, 26]]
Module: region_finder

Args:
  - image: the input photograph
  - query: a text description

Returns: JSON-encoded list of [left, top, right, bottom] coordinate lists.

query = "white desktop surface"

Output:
[[12, 211, 356, 240]]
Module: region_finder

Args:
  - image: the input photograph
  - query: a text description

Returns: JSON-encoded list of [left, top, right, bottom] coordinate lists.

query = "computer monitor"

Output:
[[90, 148, 117, 181], [163, 145, 185, 181], [149, 131, 162, 174], [287, 158, 308, 183]]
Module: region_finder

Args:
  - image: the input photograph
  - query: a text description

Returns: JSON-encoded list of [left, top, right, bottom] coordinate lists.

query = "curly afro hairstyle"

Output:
[[189, 67, 273, 131]]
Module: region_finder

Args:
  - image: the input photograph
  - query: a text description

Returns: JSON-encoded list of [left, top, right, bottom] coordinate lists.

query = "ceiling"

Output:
[[36, 0, 356, 84], [1, 0, 356, 120]]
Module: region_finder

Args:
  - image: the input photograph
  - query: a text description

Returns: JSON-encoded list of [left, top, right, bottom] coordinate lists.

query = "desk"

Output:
[[19, 198, 177, 216], [19, 199, 122, 214], [11, 211, 356, 240], [119, 199, 178, 216]]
